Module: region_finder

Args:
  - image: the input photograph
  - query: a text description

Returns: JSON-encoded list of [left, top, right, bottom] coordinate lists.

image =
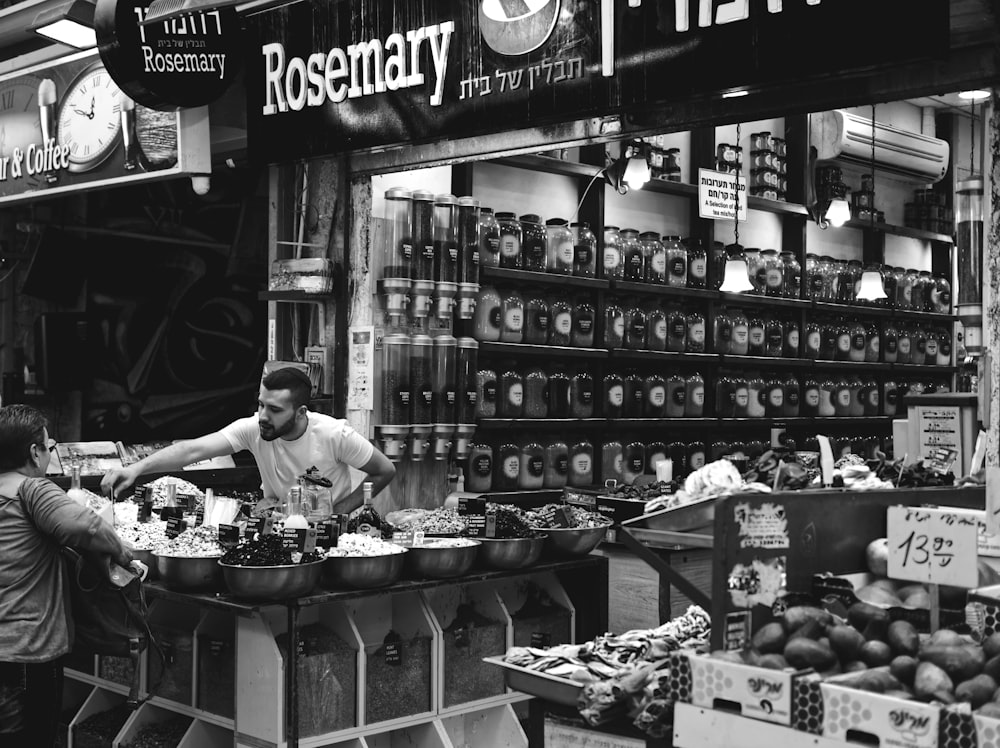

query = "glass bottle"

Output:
[[548, 367, 571, 418], [883, 322, 898, 363], [668, 441, 688, 479], [498, 365, 524, 418], [821, 319, 839, 360], [801, 378, 820, 417], [881, 264, 897, 307], [601, 440, 624, 485], [765, 376, 784, 417], [687, 441, 706, 472], [862, 378, 880, 416], [646, 373, 668, 418], [646, 441, 668, 477], [805, 253, 822, 299], [923, 327, 939, 366], [544, 438, 570, 489], [603, 226, 624, 280], [384, 186, 414, 279], [804, 320, 821, 359], [523, 294, 550, 345], [621, 228, 644, 282], [684, 372, 705, 417], [496, 212, 523, 269], [664, 235, 687, 288], [784, 374, 800, 417], [431, 335, 457, 424], [835, 318, 853, 361], [603, 372, 625, 418], [744, 248, 764, 294], [355, 482, 383, 538], [687, 238, 707, 288], [710, 241, 727, 290], [640, 231, 666, 284], [604, 298, 625, 348], [624, 303, 648, 350], [746, 375, 766, 418], [520, 214, 547, 272], [478, 207, 501, 269], [572, 297, 596, 348], [732, 375, 750, 417], [916, 271, 934, 312], [713, 308, 733, 354], [932, 274, 952, 314], [473, 285, 502, 342], [467, 443, 493, 492], [522, 367, 548, 418], [433, 194, 459, 284], [409, 334, 433, 424], [623, 371, 644, 418], [883, 380, 899, 417], [848, 377, 865, 417], [818, 378, 837, 417], [499, 288, 525, 343], [896, 323, 912, 364], [666, 306, 687, 352], [475, 368, 498, 418], [568, 439, 594, 487], [911, 324, 927, 365], [548, 294, 573, 346], [715, 373, 734, 417], [571, 222, 598, 278], [833, 377, 852, 417], [903, 268, 920, 310], [730, 309, 750, 355], [545, 218, 574, 275], [570, 370, 595, 418], [455, 338, 478, 425], [761, 249, 784, 297], [646, 305, 668, 352], [937, 327, 953, 366], [494, 439, 520, 492], [665, 374, 685, 418], [764, 317, 784, 357], [748, 315, 766, 356], [622, 441, 646, 485], [685, 311, 706, 353], [518, 439, 546, 490], [783, 318, 800, 358]]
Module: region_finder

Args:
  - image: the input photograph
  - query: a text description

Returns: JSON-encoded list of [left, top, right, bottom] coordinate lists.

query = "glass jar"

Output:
[[496, 211, 523, 269], [805, 253, 823, 299], [883, 322, 898, 363], [383, 186, 413, 279], [687, 441, 706, 472], [604, 299, 625, 348], [518, 440, 546, 489], [715, 374, 734, 417], [603, 372, 625, 418], [780, 250, 801, 298], [848, 377, 865, 417], [937, 327, 953, 366], [745, 375, 765, 418], [833, 377, 852, 417], [548, 295, 573, 346], [923, 327, 939, 366], [621, 228, 644, 281], [431, 335, 457, 424], [494, 438, 520, 492], [523, 367, 548, 418], [473, 285, 502, 342], [646, 441, 668, 476], [433, 194, 459, 284], [475, 368, 498, 418], [664, 236, 687, 288], [911, 325, 927, 364], [713, 308, 733, 354], [409, 334, 433, 424], [685, 312, 706, 353], [862, 378, 880, 416], [519, 214, 546, 272], [764, 317, 784, 357], [730, 309, 750, 355], [571, 222, 597, 278], [603, 226, 624, 280], [457, 196, 480, 285], [865, 321, 880, 363], [894, 323, 912, 364], [916, 271, 934, 312], [849, 319, 867, 363], [744, 248, 764, 294], [547, 368, 571, 418], [784, 374, 800, 417], [783, 318, 800, 358], [711, 241, 727, 290], [499, 288, 525, 343], [883, 380, 899, 417], [646, 305, 668, 352], [668, 442, 688, 478], [932, 274, 952, 314], [880, 264, 897, 308], [685, 372, 705, 417], [687, 238, 707, 288], [478, 207, 501, 269], [903, 268, 920, 310], [523, 295, 550, 345], [646, 373, 668, 418], [665, 374, 685, 418], [801, 378, 820, 417], [820, 319, 839, 360], [640, 231, 666, 284], [748, 315, 766, 356], [804, 320, 821, 359], [732, 376, 750, 417], [544, 438, 569, 489], [666, 306, 687, 352], [498, 366, 524, 418], [568, 439, 594, 487], [846, 260, 864, 303], [455, 338, 478, 425], [570, 370, 595, 418], [411, 190, 435, 281], [765, 376, 784, 417], [835, 319, 853, 361], [380, 334, 410, 425], [572, 297, 596, 348], [623, 372, 644, 418], [761, 249, 784, 297], [622, 441, 646, 485], [818, 378, 837, 417], [624, 303, 648, 350], [544, 217, 573, 275], [600, 440, 623, 485], [466, 442, 493, 492]]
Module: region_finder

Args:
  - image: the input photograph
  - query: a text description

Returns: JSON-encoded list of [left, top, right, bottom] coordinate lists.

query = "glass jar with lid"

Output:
[[570, 370, 595, 418], [383, 187, 414, 279], [640, 231, 666, 284], [882, 322, 898, 363], [494, 438, 520, 492], [818, 378, 837, 416], [409, 334, 433, 424], [732, 376, 750, 417], [603, 226, 624, 280], [498, 365, 524, 418], [685, 311, 706, 352], [780, 251, 801, 298], [911, 324, 927, 364], [835, 318, 853, 361], [601, 440, 623, 485], [466, 442, 493, 492], [747, 375, 766, 418], [457, 197, 480, 285], [431, 335, 457, 424], [603, 372, 625, 418], [937, 327, 953, 366], [685, 372, 705, 416], [545, 218, 574, 275], [744, 248, 764, 294], [915, 271, 934, 312], [664, 236, 687, 288], [571, 222, 597, 278], [848, 319, 867, 362], [499, 288, 524, 343], [478, 207, 501, 268], [519, 214, 547, 272], [686, 238, 707, 288], [666, 306, 687, 352], [624, 303, 648, 350], [932, 274, 952, 314], [748, 315, 766, 356], [784, 374, 800, 417], [433, 194, 460, 284], [475, 368, 498, 418], [820, 319, 839, 359], [496, 212, 523, 269], [903, 268, 920, 309], [622, 441, 646, 485], [761, 249, 784, 296], [623, 372, 644, 418], [548, 367, 571, 418], [455, 338, 478, 425], [783, 318, 800, 358], [862, 378, 880, 416], [604, 298, 625, 348], [715, 373, 734, 417], [848, 377, 865, 417], [523, 294, 550, 345], [730, 309, 750, 355], [572, 297, 596, 348], [548, 294, 573, 346], [713, 308, 733, 354], [804, 320, 821, 359], [819, 256, 839, 301], [518, 439, 546, 490], [883, 380, 899, 417], [833, 377, 852, 417], [896, 323, 912, 364], [801, 378, 820, 417], [764, 317, 784, 357], [473, 285, 502, 342], [865, 321, 880, 363], [923, 327, 939, 366], [411, 190, 435, 281], [646, 441, 668, 476], [645, 373, 668, 418], [522, 367, 548, 418], [687, 441, 706, 473], [665, 374, 685, 418], [621, 228, 644, 281], [380, 333, 410, 425], [805, 253, 822, 299], [646, 304, 668, 352], [764, 376, 784, 417]]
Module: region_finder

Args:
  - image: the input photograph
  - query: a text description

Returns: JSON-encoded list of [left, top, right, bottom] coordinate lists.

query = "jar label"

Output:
[[734, 387, 749, 408], [925, 339, 939, 356], [504, 308, 523, 332], [503, 456, 519, 479], [579, 387, 594, 405], [577, 317, 594, 334], [718, 322, 732, 342], [732, 326, 748, 345], [916, 338, 927, 354], [805, 387, 820, 407], [448, 244, 459, 262], [898, 338, 911, 354], [575, 245, 592, 266], [768, 387, 784, 408], [421, 388, 433, 406], [484, 236, 500, 255], [535, 311, 550, 330], [500, 235, 520, 257], [555, 313, 572, 334], [670, 321, 686, 338], [765, 268, 783, 289], [749, 327, 765, 346], [652, 319, 667, 341], [806, 330, 821, 352], [627, 252, 643, 273], [886, 337, 898, 353], [608, 385, 624, 406], [837, 334, 852, 353], [401, 241, 413, 259], [787, 389, 800, 406], [483, 382, 498, 402], [852, 334, 866, 351], [633, 387, 644, 404], [837, 389, 851, 408], [507, 383, 523, 406], [556, 456, 569, 475], [422, 244, 434, 260], [467, 390, 478, 405], [474, 455, 492, 476], [651, 253, 667, 275], [528, 457, 544, 477], [758, 390, 768, 405], [631, 320, 647, 339], [489, 307, 502, 329], [690, 258, 707, 278], [689, 385, 704, 405], [571, 453, 592, 476], [689, 323, 705, 343], [613, 318, 625, 338], [628, 456, 644, 473], [669, 258, 686, 277], [867, 389, 879, 407], [603, 247, 621, 269], [786, 329, 799, 350]]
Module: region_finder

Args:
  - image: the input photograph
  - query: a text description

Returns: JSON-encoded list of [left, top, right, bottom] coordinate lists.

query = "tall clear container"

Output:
[[640, 231, 666, 284], [521, 214, 547, 272], [433, 194, 459, 284], [956, 178, 983, 351], [383, 187, 413, 279], [409, 334, 433, 424], [411, 190, 435, 281], [571, 222, 597, 278], [380, 334, 411, 425], [457, 196, 481, 284], [455, 338, 478, 426], [479, 207, 501, 268], [497, 212, 523, 269], [603, 226, 624, 280], [546, 218, 574, 275]]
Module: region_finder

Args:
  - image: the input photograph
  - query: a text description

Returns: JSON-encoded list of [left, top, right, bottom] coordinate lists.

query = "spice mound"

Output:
[[526, 504, 611, 529], [221, 533, 324, 566], [386, 507, 468, 535], [484, 504, 543, 538], [326, 533, 407, 557], [116, 520, 168, 550], [154, 525, 224, 557]]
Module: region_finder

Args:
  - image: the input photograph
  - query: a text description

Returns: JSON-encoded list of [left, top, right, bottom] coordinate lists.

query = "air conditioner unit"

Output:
[[811, 110, 950, 183]]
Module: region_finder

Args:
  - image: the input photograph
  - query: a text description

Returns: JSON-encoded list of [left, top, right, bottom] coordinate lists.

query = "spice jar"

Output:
[[457, 196, 480, 285], [833, 378, 852, 417], [603, 372, 625, 418], [647, 305, 668, 352], [896, 323, 912, 364], [518, 440, 546, 489], [621, 228, 644, 281], [384, 187, 414, 279], [804, 321, 821, 359], [937, 327, 952, 366], [713, 308, 733, 354], [520, 214, 547, 272], [801, 378, 820, 417], [883, 322, 898, 363], [640, 231, 666, 284], [805, 253, 822, 299], [409, 334, 433, 424], [473, 285, 502, 342], [686, 238, 707, 288], [903, 268, 920, 309], [572, 297, 596, 348], [380, 334, 410, 425], [715, 374, 734, 417], [820, 319, 838, 359], [685, 312, 706, 353], [523, 294, 550, 345], [433, 194, 459, 284], [784, 374, 800, 417], [646, 373, 668, 418], [523, 367, 548, 418], [646, 441, 668, 476], [848, 319, 866, 362], [834, 319, 852, 361], [663, 374, 684, 418], [748, 315, 766, 356], [765, 377, 784, 417], [498, 365, 524, 418], [862, 378, 880, 416], [568, 439, 594, 487], [499, 288, 525, 343], [780, 250, 800, 298], [932, 274, 952, 314], [623, 372, 644, 418], [496, 211, 523, 269], [818, 378, 837, 417], [478, 207, 501, 268], [747, 375, 766, 418], [475, 368, 498, 418], [764, 317, 784, 357], [732, 376, 750, 417], [883, 380, 899, 417], [666, 306, 687, 352], [865, 322, 880, 363], [494, 438, 520, 492], [923, 327, 939, 366], [548, 295, 573, 346], [664, 236, 687, 288], [916, 271, 934, 312], [624, 303, 648, 350], [455, 338, 478, 425], [604, 299, 625, 348], [603, 226, 624, 280], [570, 370, 595, 418], [783, 318, 800, 358], [622, 441, 646, 485], [911, 325, 927, 364], [687, 441, 706, 472], [545, 218, 574, 275], [411, 190, 435, 281], [431, 335, 457, 424], [848, 377, 865, 417], [544, 438, 570, 488], [761, 249, 784, 296], [729, 309, 750, 355], [685, 372, 705, 417], [571, 222, 597, 278], [601, 440, 623, 485], [668, 442, 688, 478], [548, 367, 571, 418], [466, 442, 493, 492]]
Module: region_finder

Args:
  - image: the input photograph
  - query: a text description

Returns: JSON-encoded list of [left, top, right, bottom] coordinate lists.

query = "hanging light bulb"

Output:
[[719, 244, 755, 293], [623, 144, 650, 190], [856, 265, 888, 301], [825, 196, 851, 228]]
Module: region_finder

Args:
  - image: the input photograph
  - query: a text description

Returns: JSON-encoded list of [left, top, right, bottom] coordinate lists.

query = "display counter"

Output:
[[61, 556, 607, 748]]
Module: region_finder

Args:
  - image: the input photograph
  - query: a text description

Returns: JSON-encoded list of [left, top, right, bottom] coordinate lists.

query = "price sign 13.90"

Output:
[[886, 505, 979, 588]]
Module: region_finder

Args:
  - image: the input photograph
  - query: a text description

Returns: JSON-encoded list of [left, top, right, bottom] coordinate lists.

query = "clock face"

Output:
[[57, 64, 123, 173], [0, 76, 44, 189]]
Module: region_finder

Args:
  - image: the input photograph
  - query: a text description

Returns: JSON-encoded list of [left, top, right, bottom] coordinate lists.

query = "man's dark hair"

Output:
[[262, 367, 312, 410], [0, 404, 47, 471]]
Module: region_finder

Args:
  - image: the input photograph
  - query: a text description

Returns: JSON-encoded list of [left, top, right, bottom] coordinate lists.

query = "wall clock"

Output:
[[57, 62, 123, 173]]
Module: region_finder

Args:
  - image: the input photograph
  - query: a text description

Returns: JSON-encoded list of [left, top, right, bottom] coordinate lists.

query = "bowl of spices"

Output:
[[395, 537, 481, 579], [219, 534, 325, 600], [323, 534, 408, 589], [527, 504, 612, 556], [152, 525, 226, 591]]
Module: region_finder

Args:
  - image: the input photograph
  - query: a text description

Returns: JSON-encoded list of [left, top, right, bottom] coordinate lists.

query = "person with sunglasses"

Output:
[[0, 405, 132, 748]]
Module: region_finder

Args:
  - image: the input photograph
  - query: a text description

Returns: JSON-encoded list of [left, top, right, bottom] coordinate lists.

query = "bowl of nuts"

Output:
[[151, 525, 225, 591]]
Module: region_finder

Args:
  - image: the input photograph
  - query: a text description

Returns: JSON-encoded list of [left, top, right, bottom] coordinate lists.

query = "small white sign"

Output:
[[698, 168, 748, 222], [347, 325, 375, 411], [887, 505, 979, 588], [915, 405, 962, 474]]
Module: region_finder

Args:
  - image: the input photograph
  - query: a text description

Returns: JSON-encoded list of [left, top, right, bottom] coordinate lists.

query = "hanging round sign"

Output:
[[95, 0, 243, 110]]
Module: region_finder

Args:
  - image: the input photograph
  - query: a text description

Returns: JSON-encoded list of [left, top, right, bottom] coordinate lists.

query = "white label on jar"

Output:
[[690, 385, 704, 405], [652, 319, 667, 341], [571, 453, 592, 476], [690, 258, 706, 278], [500, 235, 520, 257], [603, 248, 621, 269], [805, 388, 820, 407], [837, 334, 852, 353], [649, 386, 666, 406], [689, 452, 705, 470], [507, 383, 523, 406], [504, 308, 523, 332], [732, 326, 748, 345], [651, 253, 667, 275], [734, 387, 749, 408], [836, 389, 851, 408], [608, 385, 624, 406], [503, 456, 519, 479], [768, 388, 783, 408], [749, 328, 765, 346], [613, 454, 623, 474], [766, 269, 783, 288], [689, 323, 705, 343], [612, 317, 625, 339], [558, 240, 575, 265], [898, 338, 911, 355], [555, 313, 572, 335], [786, 329, 799, 350], [926, 338, 939, 356], [807, 331, 821, 352]]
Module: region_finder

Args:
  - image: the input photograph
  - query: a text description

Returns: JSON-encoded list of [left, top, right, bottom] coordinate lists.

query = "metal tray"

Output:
[[620, 510, 714, 550], [482, 656, 583, 707], [633, 495, 718, 532]]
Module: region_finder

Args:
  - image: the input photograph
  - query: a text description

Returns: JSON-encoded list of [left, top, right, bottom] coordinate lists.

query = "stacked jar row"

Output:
[[379, 335, 478, 426], [731, 248, 802, 298], [603, 230, 706, 287], [473, 287, 596, 347], [466, 436, 595, 492], [480, 211, 598, 277], [803, 255, 951, 312], [802, 318, 952, 365], [474, 365, 597, 419]]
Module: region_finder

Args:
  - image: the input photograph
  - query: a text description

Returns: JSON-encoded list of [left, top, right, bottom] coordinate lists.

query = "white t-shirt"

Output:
[[220, 413, 375, 502]]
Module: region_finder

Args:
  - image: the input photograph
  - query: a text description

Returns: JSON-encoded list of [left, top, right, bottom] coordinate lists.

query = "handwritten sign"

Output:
[[887, 506, 979, 588], [218, 523, 240, 548], [244, 516, 274, 539], [165, 516, 187, 539], [458, 497, 487, 537], [698, 168, 748, 222]]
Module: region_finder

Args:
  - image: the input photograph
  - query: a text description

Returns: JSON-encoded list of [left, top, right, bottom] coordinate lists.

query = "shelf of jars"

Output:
[[843, 217, 954, 243], [745, 195, 811, 216], [477, 342, 609, 359], [489, 153, 603, 180], [476, 418, 609, 429], [810, 300, 956, 322], [479, 265, 607, 290], [608, 279, 716, 300]]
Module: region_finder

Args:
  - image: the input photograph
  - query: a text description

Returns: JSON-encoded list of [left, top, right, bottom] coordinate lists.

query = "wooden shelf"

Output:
[[480, 266, 607, 289], [891, 363, 957, 375], [610, 349, 717, 364], [258, 290, 333, 302], [477, 418, 608, 429], [639, 179, 699, 198], [746, 196, 810, 216], [844, 218, 954, 244], [609, 280, 716, 300], [813, 359, 892, 372], [811, 300, 955, 322], [477, 342, 609, 359], [490, 154, 602, 179], [718, 355, 815, 368], [718, 293, 809, 310]]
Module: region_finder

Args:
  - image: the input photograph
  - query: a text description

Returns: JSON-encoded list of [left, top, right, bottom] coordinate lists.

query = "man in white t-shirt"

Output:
[[100, 368, 396, 514]]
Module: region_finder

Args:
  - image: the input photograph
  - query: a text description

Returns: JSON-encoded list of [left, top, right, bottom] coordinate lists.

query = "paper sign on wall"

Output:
[[347, 325, 374, 410], [698, 168, 748, 222], [887, 505, 979, 588]]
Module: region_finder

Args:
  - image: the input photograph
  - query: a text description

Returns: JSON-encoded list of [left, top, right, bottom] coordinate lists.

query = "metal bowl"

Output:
[[153, 553, 225, 591], [322, 551, 407, 590], [396, 539, 480, 579], [131, 548, 158, 580], [534, 524, 611, 556], [219, 559, 325, 600], [477, 535, 546, 570]]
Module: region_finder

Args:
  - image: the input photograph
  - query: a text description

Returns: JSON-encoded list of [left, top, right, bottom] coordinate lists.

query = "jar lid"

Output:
[[457, 337, 479, 349], [761, 248, 779, 255], [412, 189, 435, 201], [604, 225, 620, 231], [546, 217, 568, 226], [382, 333, 411, 345], [385, 186, 413, 200], [639, 231, 660, 240], [433, 335, 458, 347], [458, 196, 480, 207], [621, 227, 639, 234], [410, 334, 434, 346], [667, 147, 680, 153], [520, 213, 542, 223], [481, 206, 494, 214], [495, 211, 517, 219], [434, 193, 458, 205], [570, 221, 590, 228]]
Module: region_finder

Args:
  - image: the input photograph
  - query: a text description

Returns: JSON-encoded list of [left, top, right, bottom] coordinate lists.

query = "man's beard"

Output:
[[259, 420, 292, 441]]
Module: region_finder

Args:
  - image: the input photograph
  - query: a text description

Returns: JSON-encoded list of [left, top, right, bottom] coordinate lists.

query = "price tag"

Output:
[[383, 631, 401, 666], [245, 516, 274, 538], [413, 530, 425, 546], [887, 505, 979, 588], [177, 492, 197, 511], [552, 506, 572, 528], [316, 521, 339, 548], [218, 523, 241, 548], [165, 517, 188, 539], [924, 447, 959, 476], [530, 631, 552, 648], [159, 505, 183, 523], [138, 496, 153, 523], [458, 497, 487, 537], [281, 527, 317, 554], [194, 509, 205, 526]]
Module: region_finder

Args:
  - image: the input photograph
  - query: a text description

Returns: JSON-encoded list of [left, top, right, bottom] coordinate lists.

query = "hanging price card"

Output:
[[887, 505, 979, 588]]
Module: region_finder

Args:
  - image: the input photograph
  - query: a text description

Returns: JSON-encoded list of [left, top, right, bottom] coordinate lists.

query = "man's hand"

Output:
[[100, 466, 140, 500]]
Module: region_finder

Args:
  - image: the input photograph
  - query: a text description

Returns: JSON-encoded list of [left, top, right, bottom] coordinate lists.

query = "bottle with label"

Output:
[[862, 378, 880, 416], [923, 328, 939, 365], [746, 375, 766, 418], [911, 325, 927, 364], [747, 315, 766, 356], [646, 441, 668, 475], [666, 306, 687, 352], [384, 187, 414, 279], [285, 485, 311, 530], [664, 236, 687, 288], [937, 327, 952, 366], [730, 309, 749, 355], [411, 190, 435, 281], [475, 368, 498, 418], [685, 312, 706, 353], [355, 482, 383, 538], [523, 295, 550, 345], [67, 463, 87, 506], [784, 374, 800, 417], [548, 294, 574, 346], [765, 376, 785, 417], [380, 334, 411, 426], [622, 441, 646, 485], [848, 319, 867, 362], [687, 440, 706, 472], [571, 222, 597, 278], [494, 439, 520, 492], [518, 439, 546, 489], [848, 377, 865, 417], [665, 374, 685, 418], [803, 321, 821, 359], [783, 318, 800, 358], [820, 319, 839, 360], [466, 443, 494, 492], [498, 365, 524, 418], [640, 231, 666, 284], [543, 437, 570, 488], [621, 228, 644, 282], [684, 372, 705, 417], [883, 380, 899, 417], [818, 378, 837, 417], [624, 303, 648, 350], [567, 439, 594, 487], [623, 371, 644, 418], [801, 378, 820, 417], [896, 323, 912, 364], [499, 288, 525, 343], [713, 308, 733, 354], [472, 285, 502, 342], [646, 373, 668, 418], [835, 318, 853, 361], [572, 298, 596, 348], [761, 249, 784, 296], [603, 226, 624, 280], [646, 305, 668, 352], [496, 212, 523, 269], [478, 207, 501, 268], [522, 367, 548, 419], [686, 238, 707, 288], [520, 214, 547, 272], [546, 218, 574, 275], [764, 317, 784, 357], [433, 194, 459, 284], [715, 373, 734, 417], [603, 372, 625, 418], [882, 322, 898, 363], [732, 375, 750, 417], [865, 322, 880, 363], [431, 335, 457, 424], [601, 440, 624, 484]]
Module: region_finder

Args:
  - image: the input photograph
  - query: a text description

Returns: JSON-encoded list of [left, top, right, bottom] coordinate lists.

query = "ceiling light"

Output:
[[825, 197, 851, 228], [31, 0, 96, 49], [856, 266, 888, 301], [958, 90, 990, 101], [719, 245, 754, 293], [623, 151, 650, 190]]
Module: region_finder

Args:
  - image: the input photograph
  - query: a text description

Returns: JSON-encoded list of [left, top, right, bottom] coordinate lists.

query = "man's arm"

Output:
[[333, 449, 396, 515], [100, 432, 234, 498]]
